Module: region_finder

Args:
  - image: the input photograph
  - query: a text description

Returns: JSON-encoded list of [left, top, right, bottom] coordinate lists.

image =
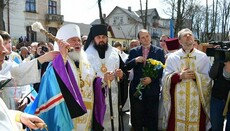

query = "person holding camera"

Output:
[[209, 49, 230, 130], [32, 41, 50, 92]]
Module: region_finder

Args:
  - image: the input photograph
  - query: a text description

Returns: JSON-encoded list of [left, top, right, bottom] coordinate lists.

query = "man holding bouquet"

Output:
[[126, 29, 165, 131]]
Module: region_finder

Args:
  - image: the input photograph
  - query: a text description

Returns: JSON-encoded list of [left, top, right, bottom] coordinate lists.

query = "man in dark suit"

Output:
[[126, 29, 165, 131]]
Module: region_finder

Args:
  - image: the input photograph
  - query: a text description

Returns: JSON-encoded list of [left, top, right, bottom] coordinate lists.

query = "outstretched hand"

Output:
[[37, 51, 60, 64], [20, 113, 46, 130]]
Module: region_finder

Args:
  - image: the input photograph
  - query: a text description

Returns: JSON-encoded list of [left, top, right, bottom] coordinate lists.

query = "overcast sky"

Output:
[[61, 0, 171, 24]]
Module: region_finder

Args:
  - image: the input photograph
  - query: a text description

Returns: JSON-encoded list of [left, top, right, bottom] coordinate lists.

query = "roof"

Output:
[[135, 8, 159, 17], [90, 19, 101, 25], [106, 6, 142, 23], [63, 21, 91, 36], [110, 26, 125, 39]]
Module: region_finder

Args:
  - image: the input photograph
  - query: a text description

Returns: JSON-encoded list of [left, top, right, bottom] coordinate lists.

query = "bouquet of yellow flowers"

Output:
[[134, 58, 165, 100]]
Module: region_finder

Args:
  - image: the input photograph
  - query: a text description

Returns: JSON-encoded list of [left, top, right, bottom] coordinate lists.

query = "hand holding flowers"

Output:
[[134, 58, 165, 100]]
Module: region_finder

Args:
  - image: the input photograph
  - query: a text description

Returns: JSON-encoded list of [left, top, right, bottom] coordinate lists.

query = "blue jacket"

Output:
[[126, 45, 165, 97]]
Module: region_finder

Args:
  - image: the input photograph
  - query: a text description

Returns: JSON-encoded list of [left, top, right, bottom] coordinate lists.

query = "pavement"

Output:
[[122, 111, 132, 131], [105, 111, 132, 131]]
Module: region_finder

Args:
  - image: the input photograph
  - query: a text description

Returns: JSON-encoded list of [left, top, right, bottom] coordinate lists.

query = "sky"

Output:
[[61, 0, 171, 24]]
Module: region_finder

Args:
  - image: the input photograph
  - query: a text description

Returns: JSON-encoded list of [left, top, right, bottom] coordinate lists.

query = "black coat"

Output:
[[209, 61, 230, 100]]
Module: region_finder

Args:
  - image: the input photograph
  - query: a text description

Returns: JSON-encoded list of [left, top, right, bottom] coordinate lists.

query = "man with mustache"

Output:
[[84, 24, 128, 131]]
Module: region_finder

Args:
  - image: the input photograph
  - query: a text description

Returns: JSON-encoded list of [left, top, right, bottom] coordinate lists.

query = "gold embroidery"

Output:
[[175, 81, 201, 131], [178, 90, 185, 96], [73, 61, 94, 131], [180, 53, 196, 68], [185, 82, 190, 131], [101, 63, 107, 73], [77, 68, 84, 91], [85, 75, 91, 87], [80, 79, 85, 89]]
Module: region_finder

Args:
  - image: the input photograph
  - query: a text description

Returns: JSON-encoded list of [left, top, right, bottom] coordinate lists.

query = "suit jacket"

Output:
[[126, 45, 165, 97]]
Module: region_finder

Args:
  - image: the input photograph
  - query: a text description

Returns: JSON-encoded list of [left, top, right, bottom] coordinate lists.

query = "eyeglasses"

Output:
[[160, 40, 166, 42]]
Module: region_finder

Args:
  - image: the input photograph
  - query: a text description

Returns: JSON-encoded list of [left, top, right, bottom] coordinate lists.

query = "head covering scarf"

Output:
[[54, 24, 81, 51], [84, 24, 108, 50]]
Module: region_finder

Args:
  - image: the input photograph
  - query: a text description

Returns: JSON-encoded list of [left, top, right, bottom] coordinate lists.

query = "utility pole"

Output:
[[170, 0, 175, 38], [7, 0, 10, 33]]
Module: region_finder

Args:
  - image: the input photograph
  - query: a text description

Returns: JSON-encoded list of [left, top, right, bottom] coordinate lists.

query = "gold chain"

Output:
[[77, 68, 84, 92]]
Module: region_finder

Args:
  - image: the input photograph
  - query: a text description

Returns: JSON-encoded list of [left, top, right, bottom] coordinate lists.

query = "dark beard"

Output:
[[93, 41, 108, 59]]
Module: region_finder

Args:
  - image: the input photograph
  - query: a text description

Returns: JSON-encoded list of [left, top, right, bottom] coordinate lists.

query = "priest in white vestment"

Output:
[[0, 35, 56, 131], [162, 28, 212, 131], [0, 30, 33, 111], [84, 24, 128, 131]]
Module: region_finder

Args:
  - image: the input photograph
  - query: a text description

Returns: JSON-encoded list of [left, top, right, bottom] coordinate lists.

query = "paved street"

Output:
[[123, 112, 132, 131]]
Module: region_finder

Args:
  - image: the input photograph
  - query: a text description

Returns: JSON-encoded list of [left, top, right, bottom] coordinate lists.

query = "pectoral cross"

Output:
[[180, 54, 196, 69]]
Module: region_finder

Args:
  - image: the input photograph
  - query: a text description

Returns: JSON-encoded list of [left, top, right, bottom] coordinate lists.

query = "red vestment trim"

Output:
[[35, 93, 64, 115], [167, 73, 206, 131]]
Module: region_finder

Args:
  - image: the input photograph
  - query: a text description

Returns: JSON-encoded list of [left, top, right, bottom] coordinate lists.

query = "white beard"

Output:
[[68, 50, 81, 62], [68, 49, 88, 63]]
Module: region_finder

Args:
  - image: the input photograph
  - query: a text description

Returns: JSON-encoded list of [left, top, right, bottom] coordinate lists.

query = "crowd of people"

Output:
[[0, 24, 230, 131]]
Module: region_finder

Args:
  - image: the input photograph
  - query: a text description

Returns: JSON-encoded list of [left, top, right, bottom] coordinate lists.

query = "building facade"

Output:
[[103, 6, 172, 47], [3, 0, 63, 45]]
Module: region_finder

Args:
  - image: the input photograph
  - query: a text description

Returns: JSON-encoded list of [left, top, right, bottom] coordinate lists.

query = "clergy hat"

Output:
[[54, 24, 81, 51], [165, 38, 180, 51], [84, 24, 108, 50]]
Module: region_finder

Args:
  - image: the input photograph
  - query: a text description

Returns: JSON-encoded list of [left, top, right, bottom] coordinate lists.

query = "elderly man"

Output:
[[0, 34, 57, 131], [31, 24, 108, 131], [84, 24, 128, 131], [162, 28, 212, 131]]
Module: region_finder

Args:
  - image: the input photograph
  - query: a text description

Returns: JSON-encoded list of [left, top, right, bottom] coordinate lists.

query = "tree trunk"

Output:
[[205, 0, 209, 41], [174, 0, 182, 36], [139, 0, 145, 28], [0, 0, 5, 30], [222, 0, 230, 40]]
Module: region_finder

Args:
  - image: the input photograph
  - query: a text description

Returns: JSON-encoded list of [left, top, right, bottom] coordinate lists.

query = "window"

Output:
[[120, 17, 123, 24], [25, 0, 36, 12], [48, 1, 57, 14], [26, 26, 37, 42], [113, 19, 117, 25], [48, 27, 57, 42]]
